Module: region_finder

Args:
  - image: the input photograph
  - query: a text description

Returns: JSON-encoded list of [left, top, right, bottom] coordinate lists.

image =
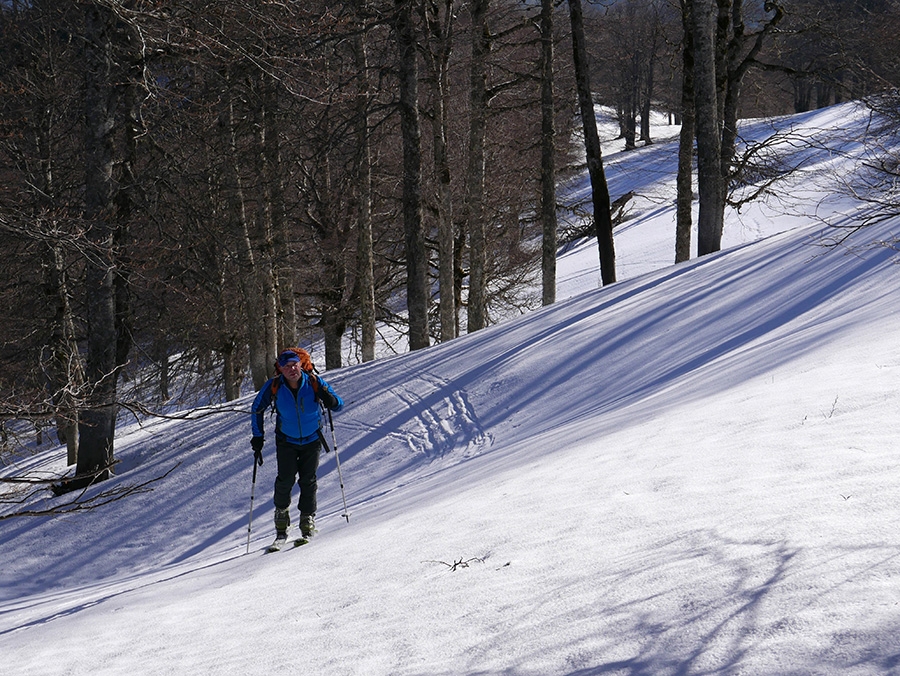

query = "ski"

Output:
[[265, 536, 288, 553], [264, 534, 312, 552], [264, 524, 314, 552]]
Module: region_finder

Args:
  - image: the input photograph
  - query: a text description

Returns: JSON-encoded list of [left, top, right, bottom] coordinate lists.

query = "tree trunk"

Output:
[[692, 0, 725, 256], [721, 0, 784, 184], [33, 59, 82, 466], [322, 308, 346, 371], [77, 2, 120, 484], [540, 0, 558, 306], [624, 53, 638, 150], [352, 0, 376, 362], [454, 223, 466, 335], [718, 0, 739, 186], [223, 335, 240, 401], [153, 336, 170, 401], [252, 79, 280, 369], [675, 0, 695, 263], [692, 0, 783, 256], [43, 241, 82, 466], [216, 258, 241, 401], [640, 35, 656, 144], [395, 0, 430, 350], [259, 75, 295, 351], [568, 0, 616, 285], [223, 79, 269, 389], [422, 0, 457, 342], [466, 0, 489, 332], [113, 14, 142, 377]]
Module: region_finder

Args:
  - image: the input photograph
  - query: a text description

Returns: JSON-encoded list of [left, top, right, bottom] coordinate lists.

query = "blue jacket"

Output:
[[251, 372, 343, 445]]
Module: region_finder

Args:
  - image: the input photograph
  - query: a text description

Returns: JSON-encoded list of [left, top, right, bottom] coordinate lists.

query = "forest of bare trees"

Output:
[[1, 0, 897, 490]]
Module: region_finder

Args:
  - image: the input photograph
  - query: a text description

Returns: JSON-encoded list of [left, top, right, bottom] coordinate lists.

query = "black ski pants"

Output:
[[273, 437, 321, 516]]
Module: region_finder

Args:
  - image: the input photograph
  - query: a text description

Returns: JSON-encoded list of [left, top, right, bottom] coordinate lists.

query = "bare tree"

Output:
[[221, 67, 276, 390], [593, 0, 665, 150], [420, 0, 459, 342], [394, 0, 431, 350], [71, 1, 145, 490], [691, 0, 725, 256], [465, 0, 490, 332], [539, 0, 559, 306], [0, 1, 86, 464], [352, 0, 378, 362], [675, 0, 695, 263], [568, 0, 615, 285], [689, 0, 784, 256]]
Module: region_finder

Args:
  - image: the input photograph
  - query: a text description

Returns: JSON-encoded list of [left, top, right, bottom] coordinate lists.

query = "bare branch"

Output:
[[0, 462, 180, 520]]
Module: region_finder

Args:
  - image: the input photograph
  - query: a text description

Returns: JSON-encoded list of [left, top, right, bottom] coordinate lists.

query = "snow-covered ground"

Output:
[[2, 102, 900, 675]]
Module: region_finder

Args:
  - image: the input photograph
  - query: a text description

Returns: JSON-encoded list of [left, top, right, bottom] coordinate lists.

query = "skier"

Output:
[[250, 348, 344, 550]]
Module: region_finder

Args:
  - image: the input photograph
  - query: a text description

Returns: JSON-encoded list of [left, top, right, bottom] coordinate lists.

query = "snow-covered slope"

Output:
[[2, 102, 899, 676]]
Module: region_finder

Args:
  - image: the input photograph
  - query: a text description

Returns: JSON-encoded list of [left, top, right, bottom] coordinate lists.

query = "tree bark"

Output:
[[77, 1, 120, 484], [422, 0, 457, 342], [466, 0, 489, 332], [252, 81, 280, 370], [692, 0, 725, 256], [395, 0, 430, 350], [352, 0, 376, 362], [43, 241, 82, 466], [568, 0, 616, 285], [223, 77, 270, 390], [258, 75, 295, 351], [322, 308, 346, 371], [540, 0, 558, 306], [675, 0, 696, 263]]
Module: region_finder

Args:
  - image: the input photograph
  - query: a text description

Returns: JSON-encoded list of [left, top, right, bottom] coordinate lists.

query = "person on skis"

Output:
[[250, 348, 343, 548]]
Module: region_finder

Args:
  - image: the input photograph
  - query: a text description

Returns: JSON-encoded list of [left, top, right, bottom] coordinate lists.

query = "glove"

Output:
[[251, 437, 264, 466], [316, 383, 338, 410]]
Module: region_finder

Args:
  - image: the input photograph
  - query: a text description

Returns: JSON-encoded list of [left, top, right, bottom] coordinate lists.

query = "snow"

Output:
[[3, 102, 900, 675]]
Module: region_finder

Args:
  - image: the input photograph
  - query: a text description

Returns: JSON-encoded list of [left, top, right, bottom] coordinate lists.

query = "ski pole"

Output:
[[320, 404, 351, 523], [246, 457, 259, 554]]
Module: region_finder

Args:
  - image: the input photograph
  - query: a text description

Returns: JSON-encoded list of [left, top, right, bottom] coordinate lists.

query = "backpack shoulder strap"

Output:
[[268, 376, 281, 413]]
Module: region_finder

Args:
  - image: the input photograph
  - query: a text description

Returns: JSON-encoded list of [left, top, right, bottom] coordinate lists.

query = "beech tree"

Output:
[[691, 0, 725, 256], [70, 1, 144, 489], [352, 0, 378, 362], [688, 0, 784, 256], [675, 0, 696, 263], [539, 0, 559, 306], [419, 0, 459, 341], [568, 0, 615, 285], [591, 0, 669, 150], [465, 0, 490, 332], [9, 0, 894, 485], [394, 0, 430, 350], [0, 1, 85, 464]]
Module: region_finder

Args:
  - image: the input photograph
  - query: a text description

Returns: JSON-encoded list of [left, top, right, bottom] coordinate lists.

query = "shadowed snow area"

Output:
[[2, 102, 900, 675]]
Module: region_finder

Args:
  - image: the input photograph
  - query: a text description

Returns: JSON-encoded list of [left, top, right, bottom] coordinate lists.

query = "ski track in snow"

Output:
[[359, 372, 492, 460]]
